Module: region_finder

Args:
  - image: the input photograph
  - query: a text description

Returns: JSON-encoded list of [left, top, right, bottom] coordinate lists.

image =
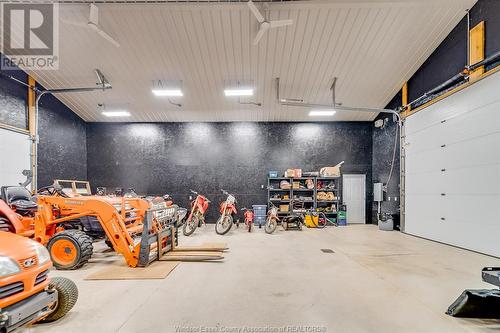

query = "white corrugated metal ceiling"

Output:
[[18, 0, 476, 122]]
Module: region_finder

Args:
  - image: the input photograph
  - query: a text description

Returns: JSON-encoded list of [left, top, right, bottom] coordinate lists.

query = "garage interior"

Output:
[[0, 0, 500, 332]]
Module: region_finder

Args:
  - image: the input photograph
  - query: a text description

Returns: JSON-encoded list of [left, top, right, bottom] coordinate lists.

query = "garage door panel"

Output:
[[442, 194, 500, 223], [404, 99, 457, 135], [406, 101, 500, 154], [441, 100, 500, 142], [443, 164, 500, 194], [405, 148, 446, 174], [442, 132, 500, 169], [405, 199, 500, 255], [404, 71, 500, 257], [405, 194, 445, 239], [405, 172, 444, 194], [407, 133, 500, 175], [406, 75, 500, 136], [405, 127, 445, 153], [445, 77, 500, 117]]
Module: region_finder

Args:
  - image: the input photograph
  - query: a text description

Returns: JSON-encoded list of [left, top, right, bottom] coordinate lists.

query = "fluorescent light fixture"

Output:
[[102, 111, 131, 117], [152, 89, 183, 97], [309, 110, 336, 117], [224, 88, 253, 96]]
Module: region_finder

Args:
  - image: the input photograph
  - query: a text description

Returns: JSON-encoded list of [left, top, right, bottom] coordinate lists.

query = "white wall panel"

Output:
[[404, 71, 500, 257], [0, 129, 30, 187]]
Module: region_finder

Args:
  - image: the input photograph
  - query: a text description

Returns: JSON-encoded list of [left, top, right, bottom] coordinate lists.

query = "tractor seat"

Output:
[[1, 186, 38, 213]]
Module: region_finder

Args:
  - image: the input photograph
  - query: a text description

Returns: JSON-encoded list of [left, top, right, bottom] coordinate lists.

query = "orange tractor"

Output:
[[0, 181, 179, 270], [0, 231, 78, 332]]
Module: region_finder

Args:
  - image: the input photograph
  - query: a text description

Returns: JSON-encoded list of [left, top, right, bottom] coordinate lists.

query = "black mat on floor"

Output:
[[447, 289, 500, 319]]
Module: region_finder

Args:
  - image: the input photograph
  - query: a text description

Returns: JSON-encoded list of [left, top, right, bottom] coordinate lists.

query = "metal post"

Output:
[[466, 9, 470, 68], [399, 118, 405, 231]]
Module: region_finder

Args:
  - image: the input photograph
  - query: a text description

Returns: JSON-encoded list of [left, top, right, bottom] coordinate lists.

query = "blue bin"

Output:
[[252, 205, 267, 217], [254, 215, 266, 227], [269, 171, 278, 178]]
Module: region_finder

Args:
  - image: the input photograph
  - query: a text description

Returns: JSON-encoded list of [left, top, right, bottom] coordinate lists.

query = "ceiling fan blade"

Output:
[[89, 3, 99, 25], [253, 24, 269, 45], [270, 19, 293, 29], [89, 23, 120, 48], [60, 18, 88, 29], [96, 29, 120, 48], [247, 0, 265, 24]]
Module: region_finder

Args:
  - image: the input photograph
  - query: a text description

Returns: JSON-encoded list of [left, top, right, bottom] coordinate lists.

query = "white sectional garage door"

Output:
[[404, 71, 500, 257], [0, 128, 30, 187]]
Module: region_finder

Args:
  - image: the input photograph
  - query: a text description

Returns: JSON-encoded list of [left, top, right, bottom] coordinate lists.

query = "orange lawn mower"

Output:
[[0, 231, 78, 332], [0, 182, 179, 270]]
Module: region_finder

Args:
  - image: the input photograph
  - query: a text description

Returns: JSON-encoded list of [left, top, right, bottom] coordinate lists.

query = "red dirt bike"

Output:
[[215, 189, 237, 235], [183, 190, 210, 236], [241, 207, 254, 232]]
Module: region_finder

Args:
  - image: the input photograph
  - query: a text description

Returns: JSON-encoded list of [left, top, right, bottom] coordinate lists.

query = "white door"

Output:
[[343, 174, 366, 224], [0, 128, 31, 186]]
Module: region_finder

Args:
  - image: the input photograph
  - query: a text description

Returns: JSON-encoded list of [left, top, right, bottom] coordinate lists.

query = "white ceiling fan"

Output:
[[247, 0, 293, 45], [62, 4, 120, 48]]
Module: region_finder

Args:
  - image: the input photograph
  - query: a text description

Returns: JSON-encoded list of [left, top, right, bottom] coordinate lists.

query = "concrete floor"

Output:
[[26, 225, 500, 333]]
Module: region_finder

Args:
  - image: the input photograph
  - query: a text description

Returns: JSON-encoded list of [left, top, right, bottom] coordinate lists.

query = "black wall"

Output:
[[0, 60, 27, 129], [0, 54, 87, 187], [36, 94, 87, 187], [407, 0, 500, 101], [86, 122, 374, 222], [372, 92, 401, 225]]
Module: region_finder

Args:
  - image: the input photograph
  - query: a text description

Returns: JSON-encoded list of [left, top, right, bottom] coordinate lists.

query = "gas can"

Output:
[[304, 213, 319, 228]]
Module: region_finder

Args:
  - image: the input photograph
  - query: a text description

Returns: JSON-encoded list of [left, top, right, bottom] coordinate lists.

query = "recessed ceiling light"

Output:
[[102, 111, 131, 117], [152, 89, 183, 97], [309, 110, 336, 117], [224, 88, 254, 96]]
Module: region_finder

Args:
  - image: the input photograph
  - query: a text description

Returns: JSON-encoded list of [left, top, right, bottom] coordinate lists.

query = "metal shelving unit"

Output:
[[267, 175, 342, 217]]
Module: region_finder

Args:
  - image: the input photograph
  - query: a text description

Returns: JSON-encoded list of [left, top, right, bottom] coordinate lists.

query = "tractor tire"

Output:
[[39, 277, 78, 323], [0, 216, 13, 232], [47, 230, 93, 270]]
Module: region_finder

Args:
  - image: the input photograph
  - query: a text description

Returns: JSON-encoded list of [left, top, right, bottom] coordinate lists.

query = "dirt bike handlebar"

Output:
[[220, 189, 237, 202], [190, 190, 211, 203]]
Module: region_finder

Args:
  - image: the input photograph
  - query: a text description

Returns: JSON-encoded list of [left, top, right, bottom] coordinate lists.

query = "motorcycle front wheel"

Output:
[[215, 215, 233, 235], [265, 218, 277, 234], [183, 214, 199, 236]]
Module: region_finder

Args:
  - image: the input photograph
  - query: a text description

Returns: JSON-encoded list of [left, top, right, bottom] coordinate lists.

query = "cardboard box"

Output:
[[320, 162, 344, 178], [279, 205, 289, 212], [292, 181, 300, 189]]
